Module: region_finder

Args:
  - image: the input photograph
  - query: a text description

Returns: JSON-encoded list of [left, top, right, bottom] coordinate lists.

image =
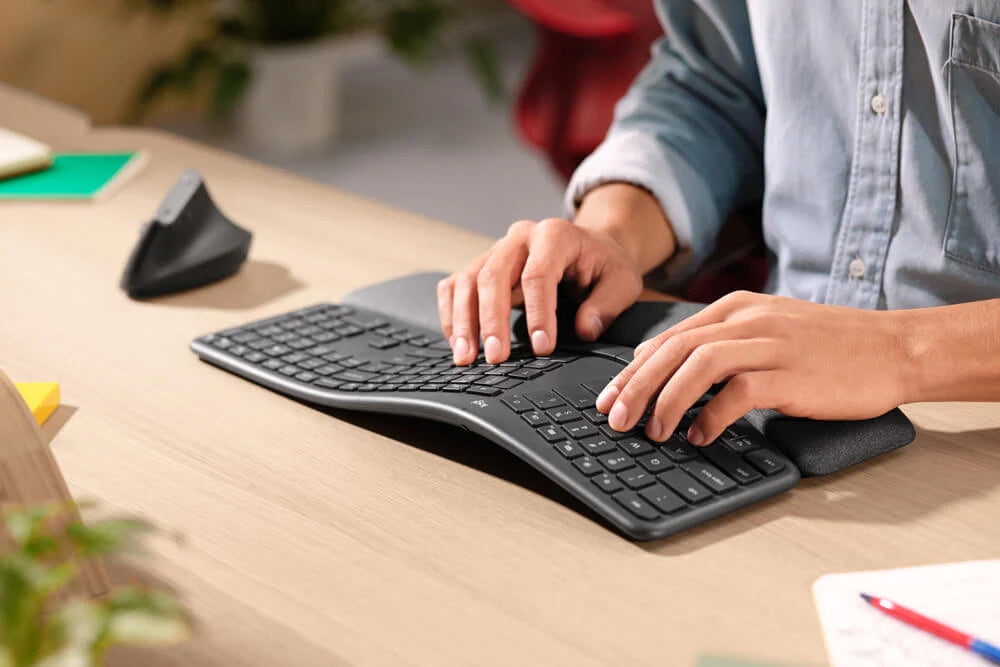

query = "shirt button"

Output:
[[871, 94, 887, 115], [849, 258, 866, 278]]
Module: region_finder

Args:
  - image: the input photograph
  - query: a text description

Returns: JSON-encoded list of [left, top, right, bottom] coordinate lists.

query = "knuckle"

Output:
[[689, 342, 720, 371], [520, 264, 549, 286], [476, 266, 501, 288], [437, 277, 453, 294], [508, 219, 535, 236]]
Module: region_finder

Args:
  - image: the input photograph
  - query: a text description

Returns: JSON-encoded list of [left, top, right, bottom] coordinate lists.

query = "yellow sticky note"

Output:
[[15, 382, 60, 426]]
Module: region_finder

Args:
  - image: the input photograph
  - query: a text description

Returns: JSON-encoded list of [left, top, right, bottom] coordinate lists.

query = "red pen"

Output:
[[861, 592, 1000, 664]]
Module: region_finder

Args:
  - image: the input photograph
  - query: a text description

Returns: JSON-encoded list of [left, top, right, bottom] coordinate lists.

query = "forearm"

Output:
[[573, 183, 677, 275], [896, 299, 1000, 403]]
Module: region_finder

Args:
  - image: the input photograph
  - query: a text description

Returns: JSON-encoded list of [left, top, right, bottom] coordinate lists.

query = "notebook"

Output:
[[0, 151, 145, 200], [813, 560, 1000, 666]]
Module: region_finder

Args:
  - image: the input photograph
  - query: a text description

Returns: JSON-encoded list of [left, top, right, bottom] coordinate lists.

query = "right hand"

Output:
[[437, 218, 645, 365]]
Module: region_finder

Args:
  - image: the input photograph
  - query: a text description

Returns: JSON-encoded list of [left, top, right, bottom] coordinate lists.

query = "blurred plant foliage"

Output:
[[132, 0, 505, 120], [0, 503, 189, 667]]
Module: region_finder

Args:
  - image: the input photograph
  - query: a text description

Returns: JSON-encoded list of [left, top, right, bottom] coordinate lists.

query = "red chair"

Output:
[[509, 0, 663, 180]]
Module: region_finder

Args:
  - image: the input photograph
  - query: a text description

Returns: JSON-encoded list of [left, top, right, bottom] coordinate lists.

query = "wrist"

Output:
[[891, 307, 937, 404]]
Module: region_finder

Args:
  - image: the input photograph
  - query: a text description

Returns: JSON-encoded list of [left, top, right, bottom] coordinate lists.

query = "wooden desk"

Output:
[[2, 83, 998, 666]]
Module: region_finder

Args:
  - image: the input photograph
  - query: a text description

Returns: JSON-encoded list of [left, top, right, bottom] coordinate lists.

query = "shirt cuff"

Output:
[[564, 129, 721, 285]]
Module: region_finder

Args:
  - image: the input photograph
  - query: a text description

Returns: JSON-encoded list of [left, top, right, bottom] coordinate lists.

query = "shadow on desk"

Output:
[[146, 259, 304, 311], [333, 410, 1000, 554]]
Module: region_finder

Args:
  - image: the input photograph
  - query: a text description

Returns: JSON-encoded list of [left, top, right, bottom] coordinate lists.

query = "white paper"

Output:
[[813, 560, 1000, 666]]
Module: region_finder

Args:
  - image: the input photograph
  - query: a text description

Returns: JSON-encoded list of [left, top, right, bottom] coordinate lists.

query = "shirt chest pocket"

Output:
[[946, 12, 1000, 274]]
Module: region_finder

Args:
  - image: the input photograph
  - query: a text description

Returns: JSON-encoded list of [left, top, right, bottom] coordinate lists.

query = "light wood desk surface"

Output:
[[1, 83, 998, 666]]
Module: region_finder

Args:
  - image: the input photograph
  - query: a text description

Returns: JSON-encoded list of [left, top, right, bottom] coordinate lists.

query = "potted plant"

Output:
[[0, 503, 189, 666], [135, 0, 503, 155]]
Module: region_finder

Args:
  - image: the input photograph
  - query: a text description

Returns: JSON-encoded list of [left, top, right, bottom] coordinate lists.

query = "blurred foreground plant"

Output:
[[0, 504, 189, 667]]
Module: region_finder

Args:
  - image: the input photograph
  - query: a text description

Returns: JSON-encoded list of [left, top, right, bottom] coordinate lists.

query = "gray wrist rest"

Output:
[[343, 271, 915, 476]]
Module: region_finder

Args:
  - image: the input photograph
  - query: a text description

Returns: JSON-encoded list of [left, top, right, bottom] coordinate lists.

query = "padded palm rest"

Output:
[[343, 272, 915, 476]]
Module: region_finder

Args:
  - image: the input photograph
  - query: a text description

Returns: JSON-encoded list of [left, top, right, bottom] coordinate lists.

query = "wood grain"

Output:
[[1, 83, 998, 666]]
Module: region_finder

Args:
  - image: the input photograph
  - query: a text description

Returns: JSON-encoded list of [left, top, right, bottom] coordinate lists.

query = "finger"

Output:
[[477, 239, 529, 363], [521, 219, 578, 355], [687, 370, 778, 445], [648, 341, 780, 443], [596, 319, 758, 416], [450, 269, 481, 365], [437, 276, 455, 342], [574, 266, 642, 342], [632, 290, 759, 356]]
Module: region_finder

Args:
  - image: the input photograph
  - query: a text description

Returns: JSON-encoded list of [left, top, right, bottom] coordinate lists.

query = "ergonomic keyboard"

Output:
[[190, 303, 800, 540]]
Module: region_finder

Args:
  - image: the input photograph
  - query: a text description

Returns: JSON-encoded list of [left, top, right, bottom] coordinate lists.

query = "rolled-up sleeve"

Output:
[[565, 0, 766, 280]]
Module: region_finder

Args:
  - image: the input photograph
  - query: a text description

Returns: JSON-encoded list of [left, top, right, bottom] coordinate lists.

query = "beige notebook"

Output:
[[0, 128, 54, 180]]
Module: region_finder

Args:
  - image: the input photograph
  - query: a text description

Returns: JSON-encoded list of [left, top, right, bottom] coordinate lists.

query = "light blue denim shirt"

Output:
[[566, 1, 1000, 309]]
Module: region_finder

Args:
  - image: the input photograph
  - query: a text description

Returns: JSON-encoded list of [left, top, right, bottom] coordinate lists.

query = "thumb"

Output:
[[574, 268, 642, 341]]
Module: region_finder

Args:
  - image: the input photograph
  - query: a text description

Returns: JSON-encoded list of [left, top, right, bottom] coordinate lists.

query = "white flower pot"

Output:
[[236, 34, 378, 156]]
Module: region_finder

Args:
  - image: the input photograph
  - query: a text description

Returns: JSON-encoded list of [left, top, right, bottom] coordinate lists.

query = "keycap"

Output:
[[581, 408, 608, 424], [581, 377, 613, 395], [342, 315, 389, 330], [553, 441, 584, 459], [701, 444, 762, 485], [599, 425, 629, 441], [335, 325, 364, 337], [613, 492, 660, 520], [498, 379, 523, 390], [264, 345, 291, 356], [288, 339, 314, 350], [508, 368, 542, 380], [637, 453, 673, 473], [680, 461, 737, 494], [599, 452, 634, 472], [408, 335, 432, 347], [368, 337, 400, 350], [592, 474, 623, 493], [314, 364, 339, 376], [467, 386, 501, 396], [579, 435, 616, 456], [294, 371, 318, 382], [658, 469, 711, 504], [522, 411, 548, 427], [562, 421, 598, 439], [442, 384, 465, 392], [334, 370, 376, 383], [619, 469, 656, 490], [525, 390, 564, 409], [297, 358, 325, 370], [247, 339, 275, 350], [546, 407, 578, 424], [280, 352, 308, 365], [229, 345, 249, 356], [537, 424, 564, 442], [243, 352, 266, 363], [661, 438, 698, 462], [322, 352, 349, 363], [398, 383, 420, 392], [724, 437, 758, 454], [554, 385, 596, 409], [340, 358, 365, 368], [619, 438, 654, 456], [474, 376, 506, 387], [231, 331, 258, 343], [573, 457, 602, 476], [745, 449, 786, 476], [278, 365, 299, 376], [502, 395, 531, 412], [262, 359, 284, 370], [640, 485, 687, 514], [524, 359, 559, 370]]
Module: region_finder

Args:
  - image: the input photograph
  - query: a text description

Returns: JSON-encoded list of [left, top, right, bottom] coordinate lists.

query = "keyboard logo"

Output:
[[470, 399, 490, 409]]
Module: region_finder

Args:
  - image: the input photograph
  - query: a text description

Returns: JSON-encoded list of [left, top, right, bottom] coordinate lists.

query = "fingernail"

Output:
[[531, 329, 551, 355], [608, 402, 629, 431], [484, 335, 502, 363], [595, 384, 619, 412], [589, 315, 603, 340], [647, 415, 663, 441], [452, 336, 469, 363], [688, 424, 706, 446]]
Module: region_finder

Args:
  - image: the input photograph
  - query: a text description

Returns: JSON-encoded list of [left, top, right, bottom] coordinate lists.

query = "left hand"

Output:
[[594, 291, 910, 446]]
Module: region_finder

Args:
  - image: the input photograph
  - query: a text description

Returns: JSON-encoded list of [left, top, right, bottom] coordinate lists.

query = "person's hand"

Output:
[[594, 291, 910, 446], [437, 219, 644, 365]]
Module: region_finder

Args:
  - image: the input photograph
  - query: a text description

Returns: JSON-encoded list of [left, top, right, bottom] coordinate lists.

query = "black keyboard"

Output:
[[190, 303, 800, 540]]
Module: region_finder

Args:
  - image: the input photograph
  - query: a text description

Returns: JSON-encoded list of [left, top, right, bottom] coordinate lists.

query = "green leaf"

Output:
[[66, 518, 152, 557], [211, 60, 252, 121], [462, 36, 505, 103], [383, 2, 452, 64], [103, 588, 190, 645], [3, 504, 59, 544]]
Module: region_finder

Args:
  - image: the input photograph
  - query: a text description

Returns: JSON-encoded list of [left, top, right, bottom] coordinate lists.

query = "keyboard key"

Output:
[[280, 352, 308, 364], [295, 372, 318, 382], [508, 368, 542, 380], [680, 461, 738, 494], [661, 438, 698, 462], [573, 457, 603, 476], [322, 352, 349, 364], [581, 408, 608, 424], [579, 436, 616, 455], [408, 335, 432, 347], [637, 453, 673, 473], [658, 469, 711, 504], [524, 358, 559, 369], [724, 437, 758, 453], [442, 384, 466, 392], [473, 376, 506, 387], [562, 421, 598, 439], [701, 444, 762, 485], [599, 425, 629, 441], [554, 385, 595, 409], [581, 377, 613, 395], [619, 469, 656, 490], [262, 359, 284, 370], [313, 378, 343, 390], [640, 485, 687, 514], [368, 337, 400, 350], [288, 339, 315, 350], [502, 395, 532, 412], [335, 325, 364, 337], [553, 441, 584, 459], [599, 452, 635, 472], [398, 383, 420, 392], [243, 352, 266, 363], [467, 386, 502, 396], [278, 365, 300, 376], [497, 379, 523, 390], [522, 391, 563, 409], [745, 449, 786, 476], [333, 369, 376, 383], [592, 473, 623, 494], [619, 437, 654, 456], [228, 345, 249, 356], [247, 339, 274, 350], [264, 344, 291, 356], [537, 424, 564, 442], [297, 358, 325, 370], [546, 407, 578, 424], [522, 411, 548, 427], [613, 492, 660, 520], [342, 315, 389, 330]]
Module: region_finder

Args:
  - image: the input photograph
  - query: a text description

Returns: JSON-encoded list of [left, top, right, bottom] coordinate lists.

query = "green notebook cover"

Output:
[[0, 152, 140, 200]]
